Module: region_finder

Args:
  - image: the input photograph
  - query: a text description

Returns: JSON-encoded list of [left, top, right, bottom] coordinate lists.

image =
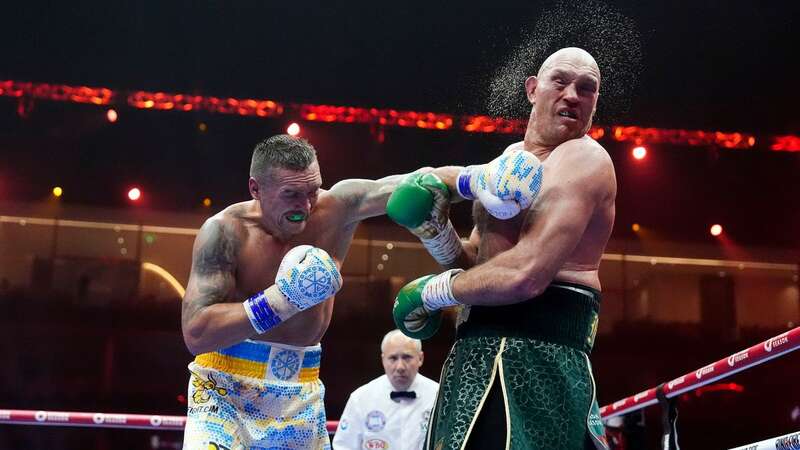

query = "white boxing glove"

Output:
[[243, 245, 342, 334], [456, 150, 544, 219]]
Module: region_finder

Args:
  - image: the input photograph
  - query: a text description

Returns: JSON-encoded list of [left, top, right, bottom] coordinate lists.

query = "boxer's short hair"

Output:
[[250, 135, 317, 181]]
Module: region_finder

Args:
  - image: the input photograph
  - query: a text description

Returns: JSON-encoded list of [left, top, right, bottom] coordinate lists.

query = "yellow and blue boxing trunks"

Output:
[[183, 340, 329, 450]]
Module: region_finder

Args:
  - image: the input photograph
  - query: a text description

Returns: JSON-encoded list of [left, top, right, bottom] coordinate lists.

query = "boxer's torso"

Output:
[[222, 192, 358, 347], [473, 139, 615, 291]]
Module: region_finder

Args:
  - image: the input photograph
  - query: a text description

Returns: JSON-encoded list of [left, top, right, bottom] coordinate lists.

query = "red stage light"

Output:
[[287, 123, 301, 136], [632, 146, 647, 160], [128, 187, 142, 201], [710, 224, 723, 236]]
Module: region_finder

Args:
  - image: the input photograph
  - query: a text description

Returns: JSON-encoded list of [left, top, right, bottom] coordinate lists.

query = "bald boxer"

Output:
[[391, 48, 615, 449]]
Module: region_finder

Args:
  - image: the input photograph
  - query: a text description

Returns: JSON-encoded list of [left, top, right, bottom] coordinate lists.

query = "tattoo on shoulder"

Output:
[[193, 220, 240, 276]]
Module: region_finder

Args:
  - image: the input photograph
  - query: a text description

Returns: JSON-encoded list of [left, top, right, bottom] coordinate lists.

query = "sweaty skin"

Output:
[[182, 163, 418, 354], [439, 48, 617, 305]]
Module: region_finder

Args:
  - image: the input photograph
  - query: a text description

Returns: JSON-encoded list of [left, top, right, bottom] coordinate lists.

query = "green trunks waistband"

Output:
[[456, 281, 601, 354]]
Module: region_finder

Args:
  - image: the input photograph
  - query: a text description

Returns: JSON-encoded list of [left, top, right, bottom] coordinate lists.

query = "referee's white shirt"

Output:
[[332, 373, 439, 450]]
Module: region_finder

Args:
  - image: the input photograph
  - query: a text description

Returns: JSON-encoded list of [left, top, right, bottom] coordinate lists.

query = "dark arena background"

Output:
[[1, 1, 800, 449]]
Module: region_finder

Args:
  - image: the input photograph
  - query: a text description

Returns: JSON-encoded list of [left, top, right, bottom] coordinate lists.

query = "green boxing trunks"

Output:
[[426, 282, 608, 450]]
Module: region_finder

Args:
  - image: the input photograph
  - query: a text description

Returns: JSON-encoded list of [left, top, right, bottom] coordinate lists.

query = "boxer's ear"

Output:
[[249, 177, 260, 200], [525, 76, 538, 104]]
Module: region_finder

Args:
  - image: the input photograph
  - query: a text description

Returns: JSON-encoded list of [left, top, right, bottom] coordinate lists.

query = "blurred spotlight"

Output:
[[632, 146, 647, 160], [631, 223, 640, 232], [52, 186, 63, 198], [287, 122, 301, 136], [202, 197, 212, 207], [198, 122, 207, 132], [128, 187, 142, 202], [710, 224, 723, 237], [106, 109, 118, 123]]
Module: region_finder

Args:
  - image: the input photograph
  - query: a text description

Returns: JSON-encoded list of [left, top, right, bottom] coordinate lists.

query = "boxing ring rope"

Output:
[[599, 325, 800, 419], [599, 325, 800, 448], [729, 430, 800, 450], [0, 409, 340, 434], [2, 327, 797, 442]]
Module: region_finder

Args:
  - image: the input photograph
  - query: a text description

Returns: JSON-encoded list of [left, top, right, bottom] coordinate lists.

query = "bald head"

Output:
[[380, 329, 422, 353], [524, 47, 601, 145], [537, 47, 600, 81], [381, 329, 423, 391]]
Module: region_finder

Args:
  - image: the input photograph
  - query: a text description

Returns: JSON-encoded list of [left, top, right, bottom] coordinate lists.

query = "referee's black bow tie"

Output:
[[390, 391, 416, 400]]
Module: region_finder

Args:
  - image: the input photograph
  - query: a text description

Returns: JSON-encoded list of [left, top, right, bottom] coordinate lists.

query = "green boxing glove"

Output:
[[387, 173, 463, 266], [386, 172, 440, 229], [393, 269, 463, 340]]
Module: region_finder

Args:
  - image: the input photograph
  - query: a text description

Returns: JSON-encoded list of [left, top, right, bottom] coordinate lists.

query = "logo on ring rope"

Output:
[[727, 350, 749, 367], [695, 364, 715, 380], [764, 333, 789, 353], [667, 376, 685, 390]]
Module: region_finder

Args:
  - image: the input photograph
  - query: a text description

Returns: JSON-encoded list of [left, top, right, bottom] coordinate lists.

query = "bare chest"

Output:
[[234, 214, 354, 298], [473, 202, 528, 264]]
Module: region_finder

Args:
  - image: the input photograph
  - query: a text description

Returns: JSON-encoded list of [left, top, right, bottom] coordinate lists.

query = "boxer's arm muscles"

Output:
[[429, 166, 467, 202], [328, 169, 434, 223], [181, 218, 255, 355], [451, 144, 613, 305]]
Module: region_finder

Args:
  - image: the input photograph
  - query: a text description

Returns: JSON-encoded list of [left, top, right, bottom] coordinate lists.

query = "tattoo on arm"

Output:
[[193, 223, 238, 276], [182, 220, 240, 327]]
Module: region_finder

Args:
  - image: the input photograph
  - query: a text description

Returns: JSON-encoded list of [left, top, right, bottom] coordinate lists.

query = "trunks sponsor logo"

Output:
[[634, 392, 649, 402], [667, 376, 685, 390], [271, 349, 301, 380], [695, 364, 715, 380], [188, 406, 219, 415], [727, 351, 749, 367], [363, 439, 389, 449], [764, 333, 790, 353], [775, 432, 800, 450], [190, 371, 228, 404], [587, 312, 599, 349]]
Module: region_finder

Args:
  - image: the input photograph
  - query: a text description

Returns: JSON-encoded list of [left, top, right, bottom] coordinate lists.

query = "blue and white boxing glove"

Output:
[[456, 150, 544, 219], [243, 245, 342, 334]]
